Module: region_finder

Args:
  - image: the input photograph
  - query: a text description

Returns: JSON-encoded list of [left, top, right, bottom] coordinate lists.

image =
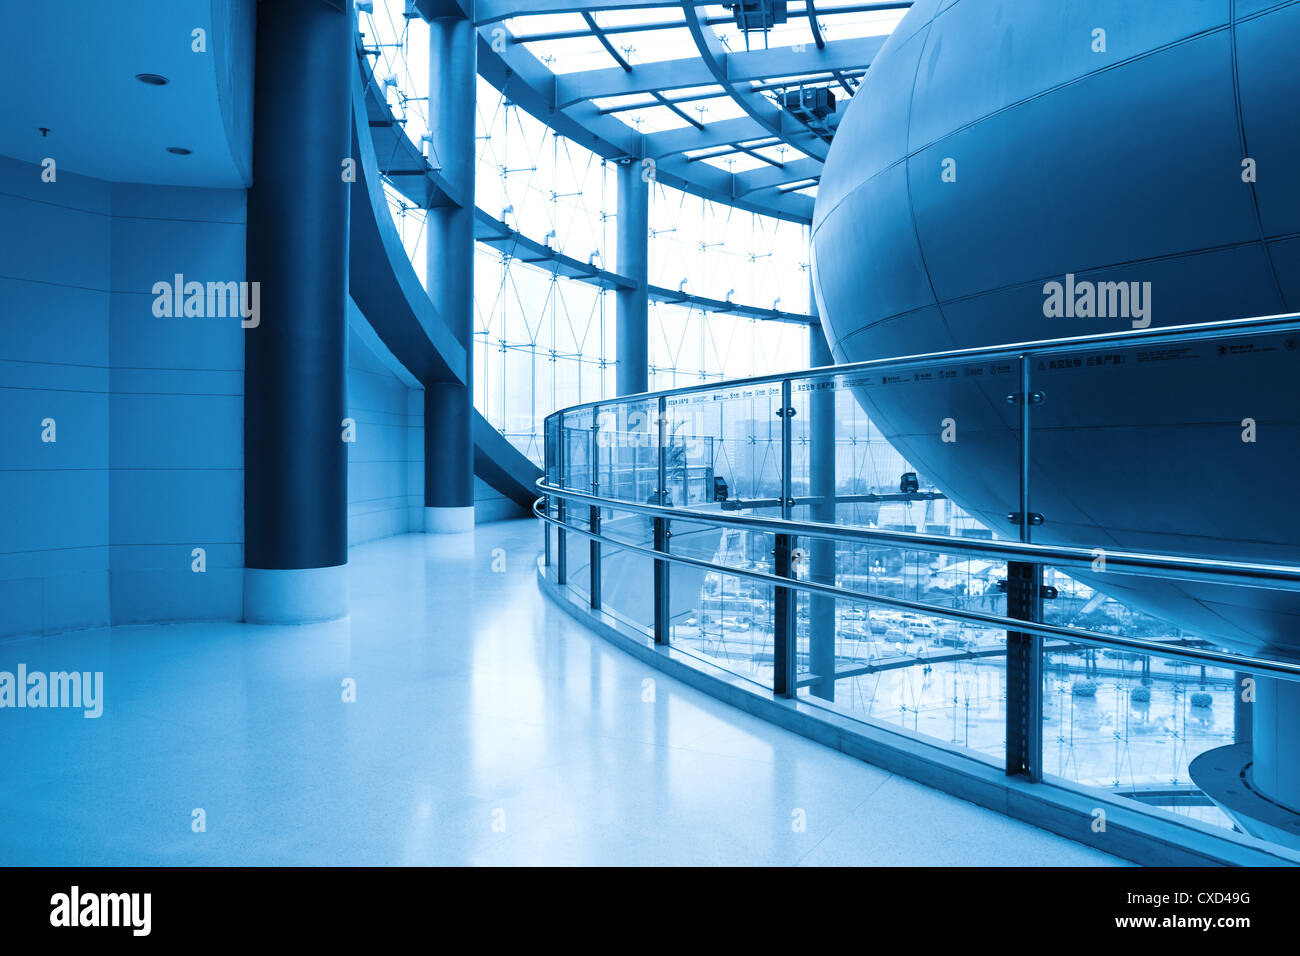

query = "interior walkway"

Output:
[[0, 519, 1124, 865]]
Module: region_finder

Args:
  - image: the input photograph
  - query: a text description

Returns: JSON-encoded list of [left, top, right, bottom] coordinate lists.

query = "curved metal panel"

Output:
[[350, 64, 468, 387], [909, 0, 1231, 151], [350, 49, 542, 504], [812, 0, 1300, 657], [1236, 1, 1300, 238]]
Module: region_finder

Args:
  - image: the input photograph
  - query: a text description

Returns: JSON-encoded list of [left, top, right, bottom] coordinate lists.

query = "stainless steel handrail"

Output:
[[536, 479, 1300, 592], [538, 308, 1300, 798], [530, 496, 1300, 686], [533, 492, 1300, 682], [545, 311, 1300, 420]]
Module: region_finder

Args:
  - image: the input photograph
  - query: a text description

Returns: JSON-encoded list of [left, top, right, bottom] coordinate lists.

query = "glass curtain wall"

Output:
[[360, 2, 813, 465]]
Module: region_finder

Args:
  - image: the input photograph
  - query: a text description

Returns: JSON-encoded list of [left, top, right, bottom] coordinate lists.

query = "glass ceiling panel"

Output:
[[712, 21, 817, 52], [592, 8, 685, 30], [481, 0, 914, 221], [662, 84, 726, 100], [506, 13, 590, 35], [611, 105, 695, 133], [820, 9, 909, 39], [701, 153, 768, 173], [752, 143, 797, 163], [522, 37, 617, 73], [592, 93, 660, 111], [692, 97, 748, 123], [607, 27, 701, 65]]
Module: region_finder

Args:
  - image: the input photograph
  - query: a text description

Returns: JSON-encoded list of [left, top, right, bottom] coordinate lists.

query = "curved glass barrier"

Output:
[[538, 312, 1300, 862]]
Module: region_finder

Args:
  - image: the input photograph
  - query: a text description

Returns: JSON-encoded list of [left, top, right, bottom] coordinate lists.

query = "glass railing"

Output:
[[535, 312, 1300, 862]]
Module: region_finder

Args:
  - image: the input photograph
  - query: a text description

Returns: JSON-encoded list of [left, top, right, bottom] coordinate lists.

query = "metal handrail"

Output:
[[536, 479, 1300, 593], [533, 491, 1300, 682], [544, 311, 1300, 419], [539, 308, 1300, 792]]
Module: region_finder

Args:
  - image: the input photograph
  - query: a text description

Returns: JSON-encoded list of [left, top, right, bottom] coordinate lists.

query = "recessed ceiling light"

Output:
[[166, 147, 192, 155], [136, 73, 169, 86]]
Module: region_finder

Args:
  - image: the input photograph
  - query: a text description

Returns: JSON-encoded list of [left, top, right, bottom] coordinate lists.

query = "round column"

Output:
[[423, 9, 477, 533], [243, 0, 352, 622], [615, 158, 650, 396]]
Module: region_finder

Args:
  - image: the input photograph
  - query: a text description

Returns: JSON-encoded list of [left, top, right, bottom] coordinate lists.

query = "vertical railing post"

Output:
[[773, 380, 796, 697], [542, 494, 550, 567], [589, 409, 601, 609], [780, 380, 794, 522], [1005, 561, 1043, 780], [773, 533, 796, 697], [556, 418, 567, 587], [653, 516, 670, 644], [652, 396, 670, 645], [542, 417, 553, 568], [1006, 355, 1043, 780]]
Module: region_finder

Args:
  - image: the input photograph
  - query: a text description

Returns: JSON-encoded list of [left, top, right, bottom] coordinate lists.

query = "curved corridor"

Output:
[[0, 520, 1121, 866]]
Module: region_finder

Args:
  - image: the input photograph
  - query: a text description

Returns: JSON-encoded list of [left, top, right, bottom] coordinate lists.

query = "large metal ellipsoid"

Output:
[[811, 0, 1300, 659], [811, 0, 1300, 837]]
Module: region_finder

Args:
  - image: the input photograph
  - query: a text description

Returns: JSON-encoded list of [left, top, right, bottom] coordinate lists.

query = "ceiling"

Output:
[[452, 0, 912, 221], [0, 0, 253, 188]]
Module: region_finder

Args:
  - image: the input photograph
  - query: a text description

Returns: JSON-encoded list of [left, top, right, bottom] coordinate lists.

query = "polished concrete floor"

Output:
[[0, 519, 1124, 865]]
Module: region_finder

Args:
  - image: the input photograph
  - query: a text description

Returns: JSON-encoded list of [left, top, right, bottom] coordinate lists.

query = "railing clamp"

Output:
[[775, 406, 797, 418], [998, 579, 1057, 599], [1005, 390, 1046, 406], [1007, 512, 1044, 526]]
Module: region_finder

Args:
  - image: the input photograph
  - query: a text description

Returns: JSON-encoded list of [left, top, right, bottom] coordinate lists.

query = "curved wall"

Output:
[[0, 158, 248, 637], [210, 0, 257, 186]]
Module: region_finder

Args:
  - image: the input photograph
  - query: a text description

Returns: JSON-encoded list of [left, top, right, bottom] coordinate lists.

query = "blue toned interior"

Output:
[[3, 0, 1299, 869]]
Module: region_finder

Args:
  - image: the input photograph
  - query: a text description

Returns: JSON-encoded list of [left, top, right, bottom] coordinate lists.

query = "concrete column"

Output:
[[423, 7, 477, 533], [615, 158, 649, 396], [808, 305, 837, 700], [243, 0, 352, 623]]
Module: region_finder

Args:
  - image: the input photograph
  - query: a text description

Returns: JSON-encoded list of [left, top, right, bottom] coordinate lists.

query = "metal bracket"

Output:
[[1005, 390, 1046, 405], [998, 579, 1057, 600], [1007, 511, 1044, 526], [775, 406, 797, 418]]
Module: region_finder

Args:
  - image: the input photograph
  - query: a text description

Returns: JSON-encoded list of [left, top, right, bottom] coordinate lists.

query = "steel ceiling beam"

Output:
[[643, 115, 770, 157], [677, 5, 891, 163], [506, 2, 911, 41], [475, 24, 814, 221], [735, 156, 824, 194], [448, 0, 914, 218], [555, 34, 885, 108]]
